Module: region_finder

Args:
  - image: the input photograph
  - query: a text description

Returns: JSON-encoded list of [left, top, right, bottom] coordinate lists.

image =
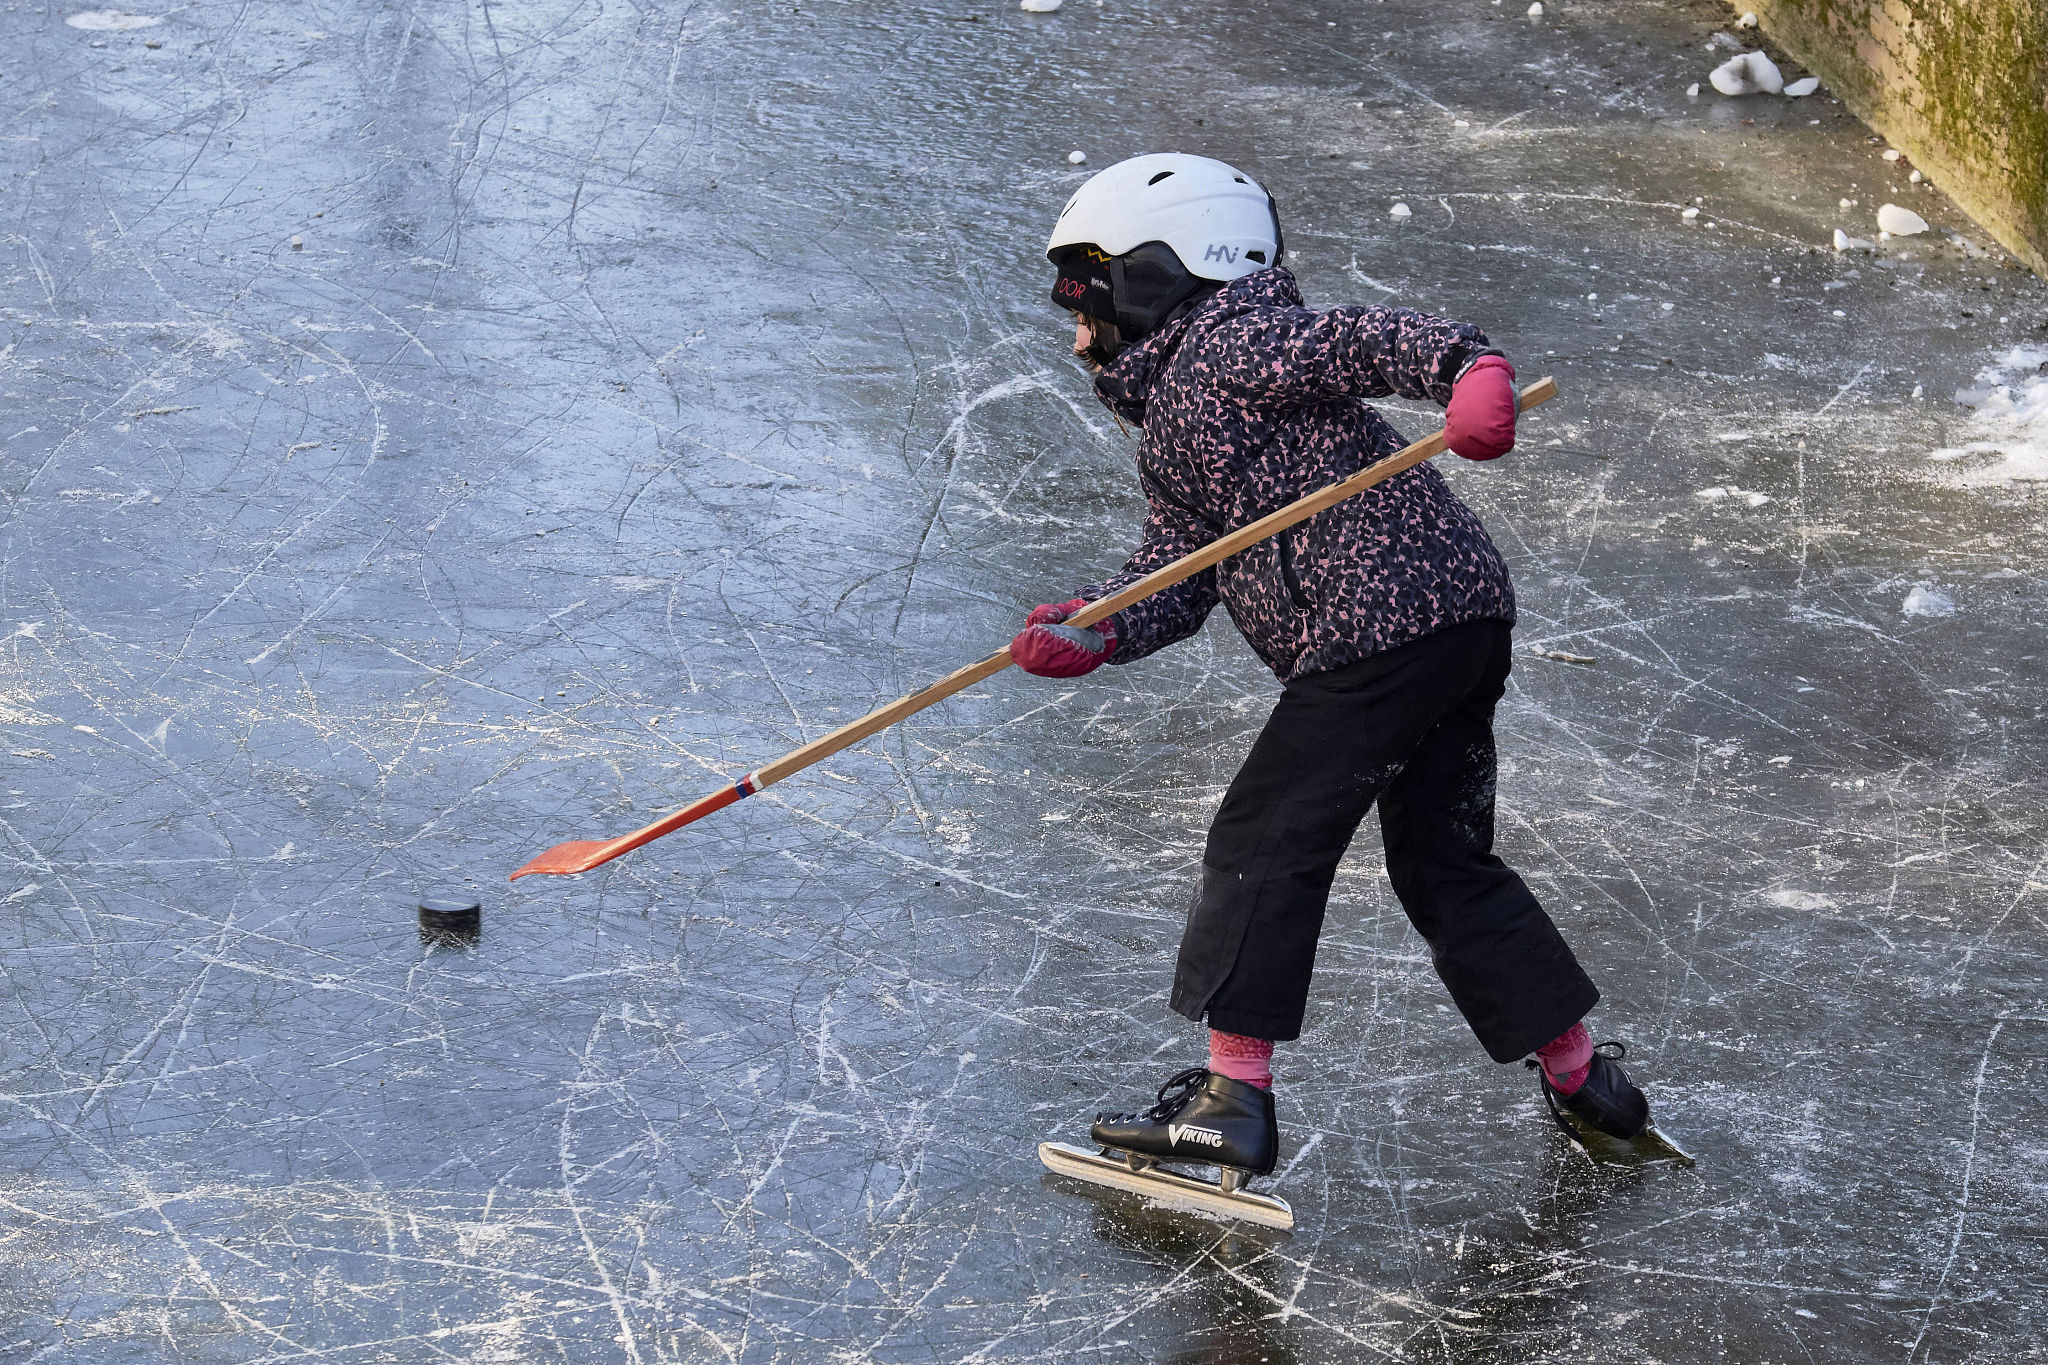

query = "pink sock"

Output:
[[1208, 1030, 1274, 1090], [1536, 1022, 1593, 1096]]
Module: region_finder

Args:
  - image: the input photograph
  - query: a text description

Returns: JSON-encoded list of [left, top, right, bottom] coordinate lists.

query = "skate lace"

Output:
[[1521, 1039, 1627, 1081], [1527, 1040, 1632, 1138], [1140, 1067, 1211, 1123]]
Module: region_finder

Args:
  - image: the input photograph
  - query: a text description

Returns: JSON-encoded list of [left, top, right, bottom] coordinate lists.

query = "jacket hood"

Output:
[[1092, 267, 1306, 423]]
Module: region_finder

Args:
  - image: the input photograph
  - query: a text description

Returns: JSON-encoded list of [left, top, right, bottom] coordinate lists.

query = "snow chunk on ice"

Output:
[[1389, 202, 1412, 219], [1901, 583, 1955, 618], [1067, 150, 1087, 164], [1707, 56, 1751, 95], [1766, 889, 1835, 912], [1785, 76, 1819, 97], [1681, 206, 1700, 220], [1876, 203, 1928, 236], [1881, 149, 1901, 161], [65, 9, 158, 28], [1928, 345, 2048, 485], [1710, 51, 1783, 96], [1526, 2, 1543, 16], [1686, 82, 1700, 98], [1020, 0, 1063, 10], [1736, 11, 1759, 27], [1832, 229, 1873, 252]]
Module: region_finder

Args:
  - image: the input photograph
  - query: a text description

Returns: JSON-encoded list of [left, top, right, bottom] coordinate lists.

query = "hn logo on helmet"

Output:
[[1203, 244, 1240, 264]]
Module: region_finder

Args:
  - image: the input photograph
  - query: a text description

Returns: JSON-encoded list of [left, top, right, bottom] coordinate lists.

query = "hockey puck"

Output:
[[418, 895, 481, 934]]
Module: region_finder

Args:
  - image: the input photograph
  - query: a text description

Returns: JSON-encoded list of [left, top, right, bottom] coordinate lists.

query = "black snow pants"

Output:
[[1170, 619, 1599, 1062]]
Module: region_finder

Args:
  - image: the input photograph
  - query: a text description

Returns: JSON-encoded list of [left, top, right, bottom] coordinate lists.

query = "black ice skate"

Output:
[[1038, 1068, 1293, 1230], [1531, 1041, 1694, 1166]]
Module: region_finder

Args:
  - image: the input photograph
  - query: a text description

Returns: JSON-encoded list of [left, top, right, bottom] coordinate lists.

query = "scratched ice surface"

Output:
[[2, 0, 2045, 1359]]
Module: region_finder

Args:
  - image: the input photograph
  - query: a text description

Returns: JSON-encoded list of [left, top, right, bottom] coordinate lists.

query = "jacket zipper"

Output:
[[1276, 533, 1312, 611]]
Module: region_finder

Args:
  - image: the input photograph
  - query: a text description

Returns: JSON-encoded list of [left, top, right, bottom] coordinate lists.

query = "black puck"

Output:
[[419, 895, 482, 933]]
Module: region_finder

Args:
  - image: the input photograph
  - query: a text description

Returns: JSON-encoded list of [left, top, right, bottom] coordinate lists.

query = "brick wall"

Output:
[[1739, 0, 2048, 275]]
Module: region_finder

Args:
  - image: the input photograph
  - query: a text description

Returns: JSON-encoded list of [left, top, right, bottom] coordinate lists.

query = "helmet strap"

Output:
[[1079, 316, 1126, 368]]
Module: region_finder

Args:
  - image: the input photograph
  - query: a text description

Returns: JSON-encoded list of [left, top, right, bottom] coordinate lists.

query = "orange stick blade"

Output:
[[509, 839, 628, 880], [508, 779, 753, 880]]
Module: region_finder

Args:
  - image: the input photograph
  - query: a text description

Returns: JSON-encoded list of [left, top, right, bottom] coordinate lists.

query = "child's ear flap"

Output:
[[1109, 242, 1203, 339]]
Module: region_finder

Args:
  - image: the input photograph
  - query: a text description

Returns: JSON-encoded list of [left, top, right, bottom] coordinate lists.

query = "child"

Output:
[[1020, 154, 1667, 1201]]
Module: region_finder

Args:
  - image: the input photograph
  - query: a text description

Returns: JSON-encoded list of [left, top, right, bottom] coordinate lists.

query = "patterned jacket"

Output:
[[1077, 268, 1516, 682]]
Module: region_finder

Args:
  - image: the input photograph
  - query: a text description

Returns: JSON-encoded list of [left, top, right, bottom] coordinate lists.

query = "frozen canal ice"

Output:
[[3, 0, 2046, 1359]]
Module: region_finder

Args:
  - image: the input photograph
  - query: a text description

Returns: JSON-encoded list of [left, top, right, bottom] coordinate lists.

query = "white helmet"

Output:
[[1048, 153, 1282, 280], [1046, 153, 1282, 343]]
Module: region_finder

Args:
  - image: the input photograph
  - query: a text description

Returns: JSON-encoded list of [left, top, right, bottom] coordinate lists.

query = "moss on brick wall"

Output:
[[1743, 0, 2048, 275]]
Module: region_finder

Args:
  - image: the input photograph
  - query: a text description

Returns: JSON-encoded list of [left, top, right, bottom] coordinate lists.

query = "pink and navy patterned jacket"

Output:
[[1078, 267, 1516, 682]]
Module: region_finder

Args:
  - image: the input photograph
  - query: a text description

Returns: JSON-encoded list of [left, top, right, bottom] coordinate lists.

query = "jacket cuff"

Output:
[[1452, 347, 1507, 384], [1078, 599, 1141, 665]]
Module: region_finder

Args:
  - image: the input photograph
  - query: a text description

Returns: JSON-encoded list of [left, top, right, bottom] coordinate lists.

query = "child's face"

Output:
[[1072, 314, 1105, 371]]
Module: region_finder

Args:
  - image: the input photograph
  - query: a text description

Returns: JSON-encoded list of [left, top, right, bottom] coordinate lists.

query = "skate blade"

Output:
[[1555, 1111, 1697, 1167], [1637, 1123, 1696, 1166], [1037, 1142, 1294, 1231]]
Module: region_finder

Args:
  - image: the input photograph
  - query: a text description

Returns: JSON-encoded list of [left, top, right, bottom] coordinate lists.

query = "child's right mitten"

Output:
[[1445, 355, 1518, 461]]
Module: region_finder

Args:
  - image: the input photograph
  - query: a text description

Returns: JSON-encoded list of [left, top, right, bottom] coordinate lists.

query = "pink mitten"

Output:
[[1445, 355, 1518, 461], [1011, 600, 1117, 678]]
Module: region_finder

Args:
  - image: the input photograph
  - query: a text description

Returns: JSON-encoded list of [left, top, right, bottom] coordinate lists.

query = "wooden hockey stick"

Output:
[[508, 376, 1559, 880]]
